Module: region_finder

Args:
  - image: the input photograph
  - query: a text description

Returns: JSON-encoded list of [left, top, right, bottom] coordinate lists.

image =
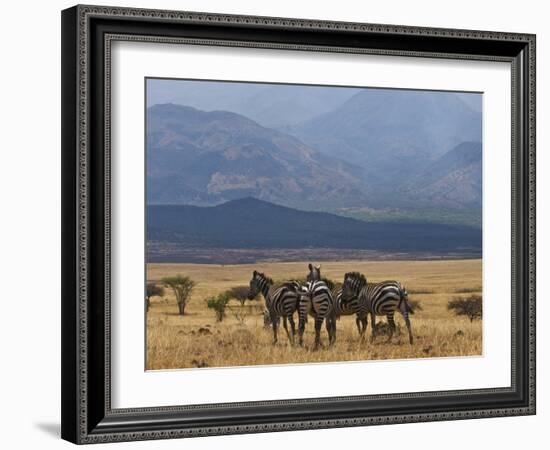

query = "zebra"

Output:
[[330, 287, 367, 337], [341, 272, 414, 344], [298, 264, 335, 349], [307, 263, 365, 339], [247, 270, 300, 345]]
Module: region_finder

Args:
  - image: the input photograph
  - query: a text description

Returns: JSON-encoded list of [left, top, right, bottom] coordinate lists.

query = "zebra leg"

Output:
[[326, 316, 336, 346], [355, 316, 362, 336], [386, 313, 396, 343], [370, 314, 377, 343], [398, 302, 413, 344], [271, 317, 279, 345], [288, 315, 296, 345], [404, 313, 413, 344], [313, 317, 323, 350], [298, 296, 312, 347], [357, 315, 368, 339], [355, 314, 368, 341], [325, 319, 332, 345], [282, 316, 292, 343], [298, 315, 306, 346]]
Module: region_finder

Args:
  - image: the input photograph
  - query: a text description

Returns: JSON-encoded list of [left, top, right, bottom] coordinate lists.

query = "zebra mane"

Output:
[[345, 271, 366, 285], [320, 277, 335, 290], [254, 270, 273, 285], [282, 280, 301, 292]]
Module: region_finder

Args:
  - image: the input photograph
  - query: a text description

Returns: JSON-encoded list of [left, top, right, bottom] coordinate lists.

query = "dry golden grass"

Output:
[[146, 259, 482, 370]]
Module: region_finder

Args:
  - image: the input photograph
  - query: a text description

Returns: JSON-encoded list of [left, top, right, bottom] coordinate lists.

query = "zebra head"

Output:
[[307, 263, 322, 282], [248, 270, 271, 300], [342, 272, 367, 302]]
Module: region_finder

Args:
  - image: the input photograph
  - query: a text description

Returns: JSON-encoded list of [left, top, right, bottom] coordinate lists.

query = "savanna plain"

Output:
[[146, 259, 482, 370]]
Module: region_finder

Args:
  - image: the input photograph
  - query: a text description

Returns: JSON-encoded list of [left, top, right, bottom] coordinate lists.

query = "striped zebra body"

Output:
[[330, 287, 367, 336], [305, 263, 341, 344], [248, 271, 299, 344], [342, 272, 414, 344], [298, 275, 335, 348]]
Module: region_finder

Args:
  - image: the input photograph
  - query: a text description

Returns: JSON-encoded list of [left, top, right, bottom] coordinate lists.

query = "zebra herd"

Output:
[[247, 264, 414, 350]]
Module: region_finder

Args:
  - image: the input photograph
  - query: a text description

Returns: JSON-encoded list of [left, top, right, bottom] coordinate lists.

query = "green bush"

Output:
[[205, 292, 231, 322]]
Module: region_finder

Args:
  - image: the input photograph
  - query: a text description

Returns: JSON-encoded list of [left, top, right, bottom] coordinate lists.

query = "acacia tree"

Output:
[[145, 283, 164, 312], [447, 295, 482, 322], [224, 286, 257, 325], [227, 285, 256, 306], [162, 275, 196, 315]]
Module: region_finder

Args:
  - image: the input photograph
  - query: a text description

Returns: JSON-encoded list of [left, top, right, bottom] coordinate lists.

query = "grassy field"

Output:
[[146, 259, 482, 370]]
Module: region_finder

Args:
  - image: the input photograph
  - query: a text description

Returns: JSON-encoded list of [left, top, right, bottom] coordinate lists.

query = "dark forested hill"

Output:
[[147, 198, 481, 252]]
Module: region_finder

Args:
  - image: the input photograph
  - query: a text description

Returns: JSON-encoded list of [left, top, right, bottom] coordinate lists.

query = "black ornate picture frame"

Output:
[[61, 4, 536, 444]]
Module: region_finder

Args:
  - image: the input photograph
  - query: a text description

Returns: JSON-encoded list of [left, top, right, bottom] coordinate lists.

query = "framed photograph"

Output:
[[61, 4, 536, 444]]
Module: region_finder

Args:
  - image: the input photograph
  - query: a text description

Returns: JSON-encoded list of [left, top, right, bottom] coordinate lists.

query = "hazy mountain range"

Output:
[[287, 89, 481, 184], [147, 85, 482, 225], [147, 79, 361, 128], [400, 141, 482, 209], [146, 103, 370, 210]]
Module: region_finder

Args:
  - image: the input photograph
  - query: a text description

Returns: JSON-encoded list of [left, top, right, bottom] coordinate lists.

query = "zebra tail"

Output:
[[398, 284, 414, 315]]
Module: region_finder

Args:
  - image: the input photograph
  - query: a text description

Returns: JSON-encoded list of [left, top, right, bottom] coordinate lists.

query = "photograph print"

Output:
[[145, 78, 483, 370]]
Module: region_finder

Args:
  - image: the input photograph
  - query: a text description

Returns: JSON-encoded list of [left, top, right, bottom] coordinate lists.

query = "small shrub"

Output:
[[205, 293, 231, 322], [145, 283, 164, 311], [448, 295, 482, 322]]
